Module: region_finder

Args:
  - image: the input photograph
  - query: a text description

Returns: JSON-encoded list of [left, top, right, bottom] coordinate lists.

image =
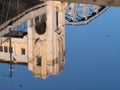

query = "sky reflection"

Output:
[[0, 4, 120, 90]]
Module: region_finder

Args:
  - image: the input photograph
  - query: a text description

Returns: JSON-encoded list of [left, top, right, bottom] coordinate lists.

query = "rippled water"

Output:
[[0, 7, 120, 90]]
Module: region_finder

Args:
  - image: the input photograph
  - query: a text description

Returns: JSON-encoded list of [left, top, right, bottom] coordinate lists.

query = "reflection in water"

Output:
[[0, 1, 67, 79], [27, 1, 66, 79], [0, 1, 107, 79]]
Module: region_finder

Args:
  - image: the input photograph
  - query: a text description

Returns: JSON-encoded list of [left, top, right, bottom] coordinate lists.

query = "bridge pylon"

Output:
[[28, 1, 67, 79]]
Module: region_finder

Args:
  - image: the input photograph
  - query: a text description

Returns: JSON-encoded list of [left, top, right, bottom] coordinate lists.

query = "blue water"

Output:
[[0, 7, 120, 90]]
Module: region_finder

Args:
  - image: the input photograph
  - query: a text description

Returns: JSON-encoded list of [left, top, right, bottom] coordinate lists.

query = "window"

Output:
[[56, 11, 58, 28], [0, 46, 3, 52], [9, 47, 13, 53], [4, 46, 8, 53], [36, 56, 42, 66], [21, 48, 25, 55]]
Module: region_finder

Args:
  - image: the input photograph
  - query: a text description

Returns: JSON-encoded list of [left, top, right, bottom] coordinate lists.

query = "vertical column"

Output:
[[27, 19, 34, 71], [58, 9, 66, 58], [53, 2, 66, 75], [46, 1, 56, 74]]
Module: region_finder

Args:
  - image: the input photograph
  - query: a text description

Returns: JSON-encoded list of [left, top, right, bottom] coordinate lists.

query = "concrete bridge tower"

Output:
[[27, 1, 68, 79]]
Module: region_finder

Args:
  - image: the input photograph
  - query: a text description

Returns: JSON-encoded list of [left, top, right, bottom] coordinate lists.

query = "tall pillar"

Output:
[[27, 11, 48, 79], [53, 6, 66, 75], [27, 1, 67, 79], [28, 20, 34, 71], [46, 1, 56, 74]]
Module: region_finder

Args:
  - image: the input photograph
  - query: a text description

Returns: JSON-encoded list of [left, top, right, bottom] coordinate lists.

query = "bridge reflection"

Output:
[[0, 1, 66, 79], [0, 1, 108, 79]]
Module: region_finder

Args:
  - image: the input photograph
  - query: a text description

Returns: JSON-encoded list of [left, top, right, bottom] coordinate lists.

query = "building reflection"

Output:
[[0, 1, 67, 79]]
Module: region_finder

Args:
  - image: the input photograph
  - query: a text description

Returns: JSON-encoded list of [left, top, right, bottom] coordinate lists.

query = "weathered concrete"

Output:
[[47, 0, 120, 7]]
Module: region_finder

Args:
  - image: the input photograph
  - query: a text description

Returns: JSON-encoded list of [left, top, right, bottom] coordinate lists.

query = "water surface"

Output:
[[0, 7, 120, 90]]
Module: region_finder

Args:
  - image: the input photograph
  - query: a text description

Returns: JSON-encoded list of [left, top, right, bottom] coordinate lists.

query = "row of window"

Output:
[[0, 46, 26, 55]]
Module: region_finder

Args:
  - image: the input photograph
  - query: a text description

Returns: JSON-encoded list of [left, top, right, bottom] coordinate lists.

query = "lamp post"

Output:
[[8, 25, 12, 78]]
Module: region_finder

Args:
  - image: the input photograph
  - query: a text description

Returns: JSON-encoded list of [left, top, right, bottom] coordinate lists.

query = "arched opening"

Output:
[[35, 14, 46, 35]]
